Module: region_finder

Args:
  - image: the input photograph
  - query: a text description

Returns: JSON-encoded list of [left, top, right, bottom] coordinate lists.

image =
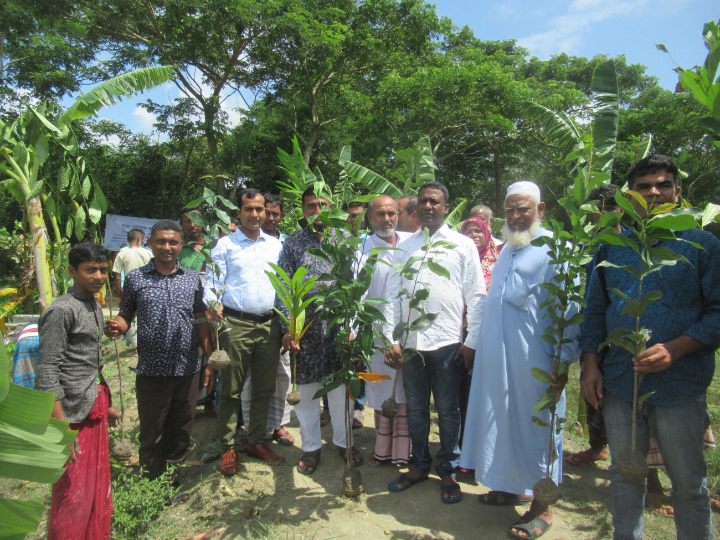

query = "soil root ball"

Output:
[[532, 477, 561, 507], [208, 350, 231, 370], [343, 467, 364, 498], [286, 390, 301, 406], [381, 397, 398, 419], [618, 452, 648, 483], [111, 438, 133, 461]]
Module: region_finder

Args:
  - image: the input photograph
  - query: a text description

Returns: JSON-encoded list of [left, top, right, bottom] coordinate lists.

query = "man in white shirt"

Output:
[[385, 182, 486, 504], [358, 196, 412, 465], [206, 189, 285, 474]]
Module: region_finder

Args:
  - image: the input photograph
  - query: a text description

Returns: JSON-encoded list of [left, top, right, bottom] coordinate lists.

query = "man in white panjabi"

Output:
[[460, 181, 580, 539], [356, 196, 412, 466]]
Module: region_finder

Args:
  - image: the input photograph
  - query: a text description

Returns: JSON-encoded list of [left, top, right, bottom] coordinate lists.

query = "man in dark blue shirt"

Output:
[[107, 220, 212, 478], [579, 155, 720, 540]]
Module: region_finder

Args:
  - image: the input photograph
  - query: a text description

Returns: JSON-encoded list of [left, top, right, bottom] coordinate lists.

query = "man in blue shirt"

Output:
[[206, 188, 285, 473], [580, 155, 720, 540]]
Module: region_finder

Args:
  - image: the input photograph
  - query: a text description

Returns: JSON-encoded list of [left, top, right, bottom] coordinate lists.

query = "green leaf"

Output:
[[427, 260, 450, 279], [530, 368, 553, 385], [29, 107, 62, 135], [0, 332, 8, 401], [647, 211, 698, 231], [531, 416, 549, 428], [74, 205, 86, 240], [409, 313, 438, 332], [65, 65, 176, 121], [534, 389, 555, 413], [0, 498, 44, 538]]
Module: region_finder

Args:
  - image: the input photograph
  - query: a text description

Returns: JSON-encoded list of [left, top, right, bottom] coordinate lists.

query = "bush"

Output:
[[111, 464, 177, 539]]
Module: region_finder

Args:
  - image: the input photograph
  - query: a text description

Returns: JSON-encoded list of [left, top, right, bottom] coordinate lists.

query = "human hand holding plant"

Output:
[[267, 263, 318, 405]]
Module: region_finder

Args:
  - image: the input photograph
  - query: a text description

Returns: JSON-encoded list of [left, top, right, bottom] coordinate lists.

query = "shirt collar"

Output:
[[69, 285, 96, 301], [232, 228, 268, 243], [141, 260, 184, 275]]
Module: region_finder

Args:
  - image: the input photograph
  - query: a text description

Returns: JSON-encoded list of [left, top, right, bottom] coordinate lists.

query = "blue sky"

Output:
[[94, 0, 717, 137]]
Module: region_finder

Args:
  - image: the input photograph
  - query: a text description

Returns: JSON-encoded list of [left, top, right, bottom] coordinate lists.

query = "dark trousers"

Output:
[[587, 399, 607, 449], [402, 343, 463, 478], [136, 372, 199, 478]]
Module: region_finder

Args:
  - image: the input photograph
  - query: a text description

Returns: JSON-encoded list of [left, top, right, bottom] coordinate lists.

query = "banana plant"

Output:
[[658, 19, 720, 147], [266, 263, 318, 405], [0, 65, 175, 311], [0, 334, 78, 538], [595, 191, 700, 481]]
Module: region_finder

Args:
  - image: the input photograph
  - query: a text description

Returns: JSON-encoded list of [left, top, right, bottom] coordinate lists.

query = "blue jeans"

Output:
[[402, 343, 462, 478], [603, 392, 712, 540]]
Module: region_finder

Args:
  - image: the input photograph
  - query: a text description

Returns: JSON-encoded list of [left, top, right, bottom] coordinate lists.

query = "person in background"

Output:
[[397, 195, 420, 233], [38, 242, 120, 540], [178, 208, 206, 273], [457, 216, 499, 455], [112, 228, 151, 347], [106, 220, 213, 479], [469, 203, 502, 249], [360, 196, 412, 466]]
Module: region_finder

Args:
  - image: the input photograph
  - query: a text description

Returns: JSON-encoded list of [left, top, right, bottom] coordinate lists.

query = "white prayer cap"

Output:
[[505, 180, 541, 202]]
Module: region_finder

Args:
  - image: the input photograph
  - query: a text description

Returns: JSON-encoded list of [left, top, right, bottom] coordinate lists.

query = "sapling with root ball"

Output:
[[302, 205, 392, 498], [594, 190, 699, 482], [266, 263, 318, 406]]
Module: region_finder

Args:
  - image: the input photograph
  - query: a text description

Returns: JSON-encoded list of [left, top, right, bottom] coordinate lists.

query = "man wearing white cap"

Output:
[[460, 181, 580, 539]]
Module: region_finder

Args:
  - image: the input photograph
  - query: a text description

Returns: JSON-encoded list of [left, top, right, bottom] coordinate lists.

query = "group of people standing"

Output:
[[35, 154, 718, 540]]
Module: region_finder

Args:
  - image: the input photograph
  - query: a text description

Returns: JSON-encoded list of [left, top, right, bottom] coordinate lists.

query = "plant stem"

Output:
[[105, 280, 126, 440]]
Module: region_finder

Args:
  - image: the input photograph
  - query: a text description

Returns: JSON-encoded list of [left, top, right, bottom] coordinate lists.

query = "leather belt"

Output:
[[223, 306, 274, 323]]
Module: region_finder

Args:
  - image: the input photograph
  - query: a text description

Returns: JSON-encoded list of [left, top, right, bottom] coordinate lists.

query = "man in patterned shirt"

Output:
[[107, 220, 213, 479], [279, 188, 360, 475]]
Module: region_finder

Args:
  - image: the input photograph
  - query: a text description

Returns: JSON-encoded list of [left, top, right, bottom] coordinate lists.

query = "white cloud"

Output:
[[519, 0, 651, 57], [132, 106, 157, 133]]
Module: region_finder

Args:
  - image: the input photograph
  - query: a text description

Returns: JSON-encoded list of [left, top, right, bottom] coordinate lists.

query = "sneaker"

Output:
[[218, 448, 239, 476]]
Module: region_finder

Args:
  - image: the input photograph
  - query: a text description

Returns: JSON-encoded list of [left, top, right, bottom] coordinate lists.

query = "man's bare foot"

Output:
[[564, 447, 609, 465], [645, 491, 674, 516]]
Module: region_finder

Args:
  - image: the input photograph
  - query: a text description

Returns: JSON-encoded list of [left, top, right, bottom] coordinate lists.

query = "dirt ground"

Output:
[[5, 343, 719, 539]]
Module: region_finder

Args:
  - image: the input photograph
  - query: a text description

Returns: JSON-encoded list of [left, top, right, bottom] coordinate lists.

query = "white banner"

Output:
[[103, 214, 159, 251]]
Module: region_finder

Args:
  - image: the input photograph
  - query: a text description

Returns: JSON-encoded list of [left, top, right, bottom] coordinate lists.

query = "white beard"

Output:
[[501, 220, 541, 249]]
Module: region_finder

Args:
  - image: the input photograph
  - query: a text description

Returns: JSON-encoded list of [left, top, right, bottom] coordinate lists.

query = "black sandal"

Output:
[[508, 511, 552, 539], [387, 470, 430, 492], [440, 478, 463, 504], [297, 449, 321, 475]]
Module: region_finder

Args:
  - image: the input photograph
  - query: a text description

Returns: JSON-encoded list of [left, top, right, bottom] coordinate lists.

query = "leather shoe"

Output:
[[245, 441, 285, 465]]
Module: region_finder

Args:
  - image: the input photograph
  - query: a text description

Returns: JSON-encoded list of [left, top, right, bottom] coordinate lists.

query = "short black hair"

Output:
[[264, 193, 283, 211], [346, 201, 364, 210], [627, 155, 680, 188], [418, 182, 449, 204], [586, 184, 619, 208], [69, 242, 109, 268], [178, 207, 193, 219], [127, 228, 145, 243], [151, 219, 182, 238], [400, 195, 417, 214], [302, 187, 319, 205], [238, 188, 265, 208]]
